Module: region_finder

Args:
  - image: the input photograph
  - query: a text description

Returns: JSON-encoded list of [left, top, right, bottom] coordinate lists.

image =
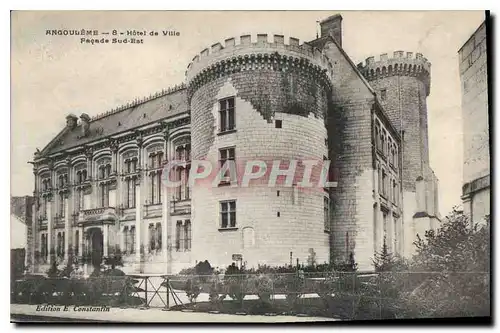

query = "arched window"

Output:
[[96, 157, 112, 208], [172, 140, 191, 202], [75, 165, 88, 212], [123, 151, 139, 208], [148, 148, 164, 205]]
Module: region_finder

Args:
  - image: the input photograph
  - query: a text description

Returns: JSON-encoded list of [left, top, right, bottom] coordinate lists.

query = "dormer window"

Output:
[[380, 89, 387, 101]]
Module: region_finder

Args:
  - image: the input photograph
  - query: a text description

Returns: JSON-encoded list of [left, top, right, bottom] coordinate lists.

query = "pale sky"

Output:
[[11, 10, 486, 216]]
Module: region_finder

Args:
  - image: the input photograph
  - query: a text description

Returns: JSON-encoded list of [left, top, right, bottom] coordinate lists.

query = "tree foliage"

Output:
[[404, 208, 490, 318]]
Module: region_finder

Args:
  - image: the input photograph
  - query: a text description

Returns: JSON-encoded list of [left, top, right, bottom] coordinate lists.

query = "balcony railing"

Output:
[[170, 199, 191, 215], [78, 207, 117, 224]]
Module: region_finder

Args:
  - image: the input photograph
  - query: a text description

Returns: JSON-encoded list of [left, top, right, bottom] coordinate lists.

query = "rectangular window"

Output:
[[42, 197, 48, 219], [184, 220, 191, 251], [382, 169, 387, 197], [126, 179, 136, 208], [123, 226, 129, 254], [150, 172, 156, 204], [176, 167, 182, 200], [156, 223, 162, 250], [394, 181, 398, 205], [75, 230, 79, 256], [380, 89, 387, 101], [130, 226, 136, 254], [220, 200, 236, 229], [149, 224, 155, 251], [100, 184, 109, 208], [185, 166, 190, 200], [275, 119, 282, 128], [219, 147, 235, 182], [157, 171, 163, 204], [59, 192, 65, 217], [219, 97, 235, 132], [176, 221, 183, 251]]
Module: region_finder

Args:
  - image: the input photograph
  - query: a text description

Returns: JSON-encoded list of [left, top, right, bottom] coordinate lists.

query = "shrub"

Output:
[[208, 279, 226, 309], [402, 209, 490, 318], [184, 278, 201, 304], [178, 266, 196, 275], [46, 260, 61, 278], [223, 263, 246, 304]]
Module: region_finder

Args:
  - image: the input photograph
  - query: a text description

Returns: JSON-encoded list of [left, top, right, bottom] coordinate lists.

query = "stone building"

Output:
[[28, 14, 438, 274], [459, 21, 490, 224], [11, 196, 34, 268]]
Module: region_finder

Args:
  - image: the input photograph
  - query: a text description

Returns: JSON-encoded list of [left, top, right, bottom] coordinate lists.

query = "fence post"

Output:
[[144, 276, 148, 308], [166, 278, 170, 309], [271, 274, 275, 308]]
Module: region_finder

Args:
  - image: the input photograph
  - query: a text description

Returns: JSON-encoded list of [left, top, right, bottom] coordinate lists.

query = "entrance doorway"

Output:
[[88, 228, 103, 268]]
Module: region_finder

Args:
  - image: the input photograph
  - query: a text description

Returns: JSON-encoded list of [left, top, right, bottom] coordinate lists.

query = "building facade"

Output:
[[459, 21, 490, 224], [11, 196, 34, 268], [28, 14, 438, 274]]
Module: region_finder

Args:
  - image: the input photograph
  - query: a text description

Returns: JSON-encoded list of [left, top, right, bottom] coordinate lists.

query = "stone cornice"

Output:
[[187, 52, 332, 98], [32, 116, 190, 170]]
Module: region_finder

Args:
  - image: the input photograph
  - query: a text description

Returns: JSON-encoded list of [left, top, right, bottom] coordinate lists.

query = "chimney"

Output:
[[66, 114, 78, 130], [320, 14, 343, 46], [80, 113, 91, 137]]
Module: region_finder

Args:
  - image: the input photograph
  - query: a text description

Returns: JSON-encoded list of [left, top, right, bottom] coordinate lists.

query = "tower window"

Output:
[[275, 120, 282, 128], [220, 200, 236, 229], [219, 97, 235, 132], [219, 147, 236, 184], [277, 212, 280, 217], [380, 89, 387, 101]]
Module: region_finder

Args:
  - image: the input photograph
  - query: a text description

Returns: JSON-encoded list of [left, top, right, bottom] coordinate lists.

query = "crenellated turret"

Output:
[[185, 34, 334, 91], [357, 51, 431, 96]]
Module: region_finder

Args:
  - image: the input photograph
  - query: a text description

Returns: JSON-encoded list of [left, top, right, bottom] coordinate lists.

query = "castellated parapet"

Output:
[[186, 33, 332, 268], [186, 34, 334, 93], [357, 51, 431, 96]]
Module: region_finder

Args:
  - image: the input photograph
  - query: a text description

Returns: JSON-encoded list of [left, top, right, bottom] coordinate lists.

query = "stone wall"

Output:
[[460, 22, 489, 185], [187, 36, 332, 269]]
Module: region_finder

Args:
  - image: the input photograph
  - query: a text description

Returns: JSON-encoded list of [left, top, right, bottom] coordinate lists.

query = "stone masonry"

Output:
[[459, 21, 490, 224], [27, 14, 440, 274]]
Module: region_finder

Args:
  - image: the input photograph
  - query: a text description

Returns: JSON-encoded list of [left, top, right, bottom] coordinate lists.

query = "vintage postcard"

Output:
[[10, 10, 491, 323]]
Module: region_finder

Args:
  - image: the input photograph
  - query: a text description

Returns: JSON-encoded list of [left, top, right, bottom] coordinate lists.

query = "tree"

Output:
[[404, 208, 490, 318]]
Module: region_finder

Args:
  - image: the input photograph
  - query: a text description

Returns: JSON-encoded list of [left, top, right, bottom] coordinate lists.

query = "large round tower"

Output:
[[185, 34, 334, 268], [358, 51, 431, 192]]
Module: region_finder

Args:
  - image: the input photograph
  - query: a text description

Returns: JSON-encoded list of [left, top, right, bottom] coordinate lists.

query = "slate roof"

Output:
[[11, 196, 34, 225], [307, 35, 330, 50], [41, 86, 189, 157]]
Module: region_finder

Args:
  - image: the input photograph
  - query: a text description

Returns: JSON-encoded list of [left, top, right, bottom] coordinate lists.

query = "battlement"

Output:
[[356, 51, 431, 95], [185, 34, 334, 84], [357, 51, 431, 79], [89, 83, 186, 122]]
